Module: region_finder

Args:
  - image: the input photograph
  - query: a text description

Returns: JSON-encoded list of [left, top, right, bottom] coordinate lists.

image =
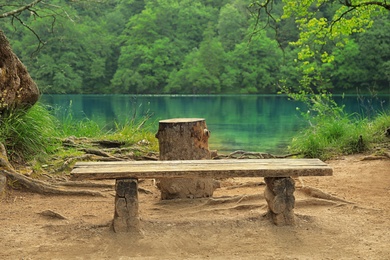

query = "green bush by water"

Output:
[[289, 106, 390, 160]]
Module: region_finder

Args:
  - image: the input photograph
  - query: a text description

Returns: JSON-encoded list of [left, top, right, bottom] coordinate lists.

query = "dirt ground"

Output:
[[1, 155, 390, 260]]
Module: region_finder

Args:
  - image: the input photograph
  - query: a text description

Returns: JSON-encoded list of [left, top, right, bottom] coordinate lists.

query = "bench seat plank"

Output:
[[71, 159, 332, 181]]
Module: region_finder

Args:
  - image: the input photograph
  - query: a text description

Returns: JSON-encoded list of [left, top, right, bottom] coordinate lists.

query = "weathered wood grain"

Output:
[[71, 159, 333, 181]]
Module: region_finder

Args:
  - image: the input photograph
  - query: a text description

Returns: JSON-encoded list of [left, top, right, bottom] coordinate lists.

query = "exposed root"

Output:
[[295, 198, 346, 207], [361, 155, 389, 161], [214, 150, 299, 159], [2, 170, 104, 197], [205, 194, 263, 205], [299, 186, 354, 204], [0, 143, 104, 197], [228, 204, 265, 211], [54, 181, 114, 188], [81, 148, 114, 158], [58, 154, 94, 172], [225, 181, 265, 190]]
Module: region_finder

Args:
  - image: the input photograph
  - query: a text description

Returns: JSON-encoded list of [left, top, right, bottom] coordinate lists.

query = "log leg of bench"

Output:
[[264, 177, 296, 226], [113, 178, 141, 234]]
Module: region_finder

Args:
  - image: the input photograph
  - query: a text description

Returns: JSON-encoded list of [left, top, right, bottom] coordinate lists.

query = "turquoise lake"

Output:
[[40, 94, 390, 154]]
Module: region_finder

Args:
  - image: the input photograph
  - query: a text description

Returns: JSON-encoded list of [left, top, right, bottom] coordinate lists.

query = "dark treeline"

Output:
[[3, 0, 390, 94]]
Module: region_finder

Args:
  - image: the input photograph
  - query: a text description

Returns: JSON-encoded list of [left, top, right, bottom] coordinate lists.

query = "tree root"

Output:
[[299, 186, 354, 204], [361, 155, 389, 161], [2, 170, 104, 197], [295, 198, 346, 207], [0, 143, 103, 197], [54, 181, 114, 189], [225, 181, 265, 190], [214, 150, 299, 159], [205, 194, 263, 205]]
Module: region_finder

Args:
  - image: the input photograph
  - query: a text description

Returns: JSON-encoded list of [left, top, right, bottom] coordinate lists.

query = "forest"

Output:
[[2, 0, 390, 95]]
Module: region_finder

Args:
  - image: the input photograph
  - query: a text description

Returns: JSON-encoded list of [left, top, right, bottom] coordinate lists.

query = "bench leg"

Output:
[[113, 178, 141, 234], [264, 177, 296, 226]]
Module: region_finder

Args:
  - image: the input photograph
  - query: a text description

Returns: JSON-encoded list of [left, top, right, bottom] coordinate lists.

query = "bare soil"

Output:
[[1, 155, 390, 260]]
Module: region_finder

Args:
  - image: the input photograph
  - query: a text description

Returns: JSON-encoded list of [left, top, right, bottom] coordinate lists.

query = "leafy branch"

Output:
[[343, 1, 390, 11], [0, 0, 44, 18]]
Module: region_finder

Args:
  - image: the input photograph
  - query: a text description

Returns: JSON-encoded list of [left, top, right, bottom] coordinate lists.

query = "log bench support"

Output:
[[113, 176, 297, 231], [113, 178, 141, 233], [264, 177, 296, 226]]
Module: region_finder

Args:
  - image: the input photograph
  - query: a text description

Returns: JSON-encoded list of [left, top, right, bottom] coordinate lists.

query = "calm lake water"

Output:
[[40, 94, 390, 154]]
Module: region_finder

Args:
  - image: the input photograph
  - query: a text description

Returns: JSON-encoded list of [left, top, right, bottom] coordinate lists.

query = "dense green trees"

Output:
[[1, 0, 389, 94]]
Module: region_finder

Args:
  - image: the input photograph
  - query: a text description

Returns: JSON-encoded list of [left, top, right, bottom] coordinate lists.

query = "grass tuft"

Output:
[[0, 103, 61, 163], [289, 110, 390, 160], [0, 102, 158, 166]]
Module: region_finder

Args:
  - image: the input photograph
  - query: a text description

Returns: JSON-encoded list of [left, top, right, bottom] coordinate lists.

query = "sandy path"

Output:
[[1, 155, 389, 259]]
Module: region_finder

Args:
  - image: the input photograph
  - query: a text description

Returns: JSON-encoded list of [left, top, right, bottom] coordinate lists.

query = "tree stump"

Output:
[[112, 178, 142, 233], [264, 177, 296, 226], [155, 118, 217, 199]]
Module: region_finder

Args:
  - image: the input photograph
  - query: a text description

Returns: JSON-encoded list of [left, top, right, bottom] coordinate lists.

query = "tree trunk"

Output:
[[264, 177, 296, 225], [0, 30, 39, 112], [155, 118, 217, 199]]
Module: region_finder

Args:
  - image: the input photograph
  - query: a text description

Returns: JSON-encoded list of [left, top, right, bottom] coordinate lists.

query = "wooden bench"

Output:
[[70, 159, 333, 233]]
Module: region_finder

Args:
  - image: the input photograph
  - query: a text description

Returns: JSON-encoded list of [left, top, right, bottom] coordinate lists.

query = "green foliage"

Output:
[[370, 112, 390, 141], [0, 104, 61, 162], [278, 0, 389, 92], [2, 0, 390, 94], [217, 2, 249, 51], [0, 101, 159, 164], [288, 92, 390, 160], [165, 24, 226, 93], [108, 119, 159, 151], [289, 114, 371, 160], [55, 100, 158, 147]]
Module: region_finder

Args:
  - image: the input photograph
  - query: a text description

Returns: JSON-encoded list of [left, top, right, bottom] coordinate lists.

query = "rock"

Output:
[[38, 210, 67, 220], [0, 30, 39, 112]]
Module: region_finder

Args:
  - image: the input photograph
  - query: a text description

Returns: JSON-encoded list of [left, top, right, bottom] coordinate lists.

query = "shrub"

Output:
[[288, 93, 389, 160]]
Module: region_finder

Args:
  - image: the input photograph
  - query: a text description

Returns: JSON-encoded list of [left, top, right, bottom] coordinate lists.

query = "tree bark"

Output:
[[112, 178, 142, 234], [155, 118, 217, 199], [264, 177, 296, 226], [0, 30, 39, 112]]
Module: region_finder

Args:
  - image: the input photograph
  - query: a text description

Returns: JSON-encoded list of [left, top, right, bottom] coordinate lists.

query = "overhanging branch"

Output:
[[344, 1, 390, 10], [0, 0, 44, 18]]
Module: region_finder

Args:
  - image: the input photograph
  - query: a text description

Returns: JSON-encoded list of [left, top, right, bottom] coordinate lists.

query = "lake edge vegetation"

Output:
[[288, 93, 390, 160], [0, 99, 388, 172], [0, 102, 159, 174]]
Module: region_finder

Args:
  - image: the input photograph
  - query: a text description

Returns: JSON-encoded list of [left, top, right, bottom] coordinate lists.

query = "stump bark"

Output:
[[155, 118, 216, 199], [264, 177, 296, 226], [112, 178, 142, 233]]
